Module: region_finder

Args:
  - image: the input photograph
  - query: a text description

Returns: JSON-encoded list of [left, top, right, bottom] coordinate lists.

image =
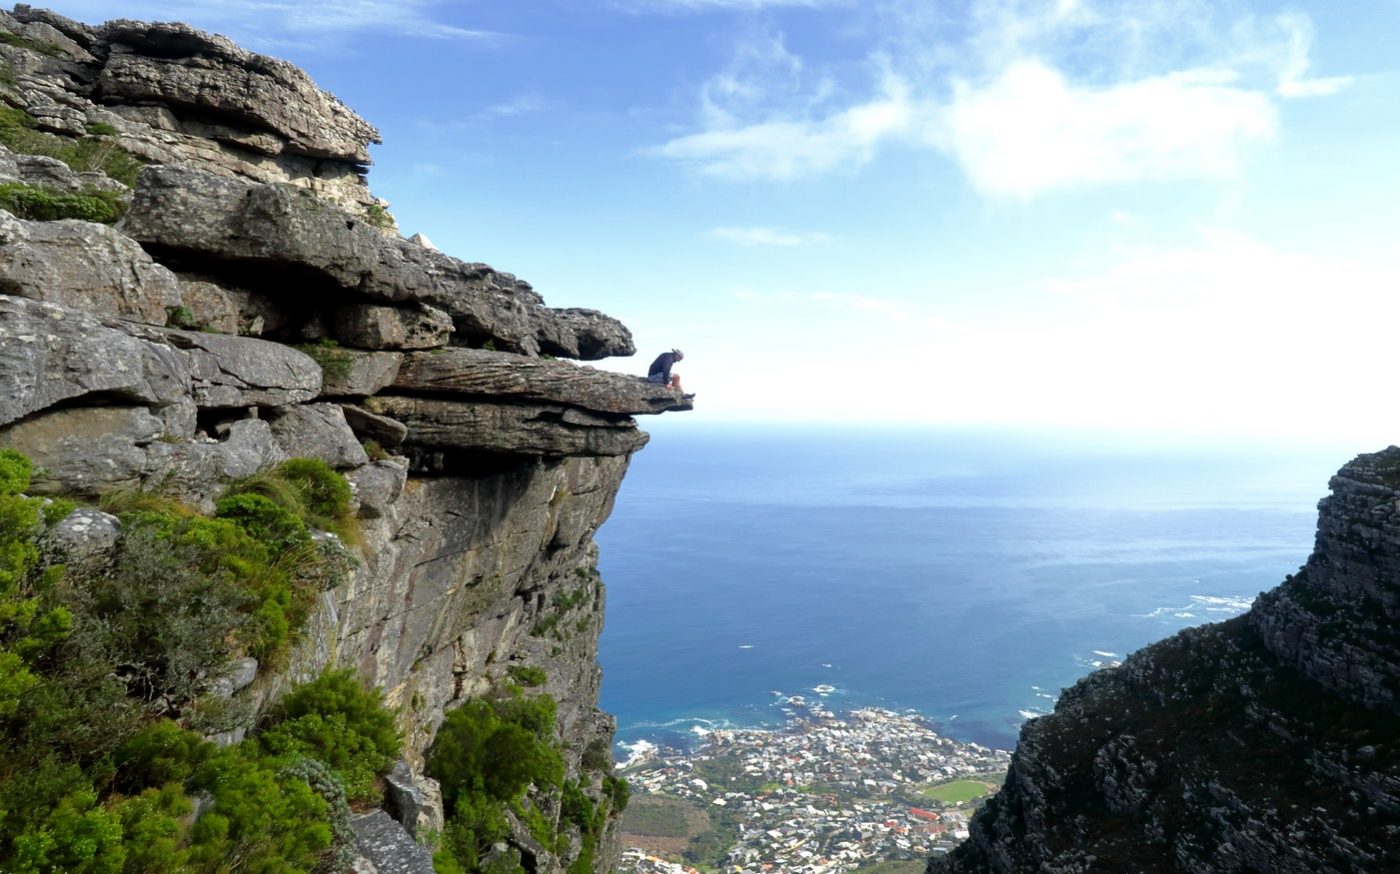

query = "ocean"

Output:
[[596, 424, 1354, 754]]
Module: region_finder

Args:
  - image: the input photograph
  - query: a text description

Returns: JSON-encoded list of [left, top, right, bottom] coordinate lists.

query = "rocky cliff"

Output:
[[1, 6, 686, 872], [931, 450, 1400, 874]]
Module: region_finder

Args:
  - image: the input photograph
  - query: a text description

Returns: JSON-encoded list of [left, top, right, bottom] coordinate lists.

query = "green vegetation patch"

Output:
[[296, 338, 354, 384], [0, 29, 63, 56], [0, 449, 399, 871], [0, 104, 145, 188], [0, 181, 126, 223], [259, 668, 402, 802], [918, 779, 991, 804]]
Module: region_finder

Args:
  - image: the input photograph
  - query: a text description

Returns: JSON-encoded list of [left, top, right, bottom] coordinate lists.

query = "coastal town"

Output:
[[617, 699, 1011, 874]]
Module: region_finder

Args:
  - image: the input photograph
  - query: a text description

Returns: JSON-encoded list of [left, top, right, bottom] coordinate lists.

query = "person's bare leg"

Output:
[[670, 375, 683, 390]]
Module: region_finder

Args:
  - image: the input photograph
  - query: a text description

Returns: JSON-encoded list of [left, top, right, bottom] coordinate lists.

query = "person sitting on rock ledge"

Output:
[[647, 348, 692, 398]]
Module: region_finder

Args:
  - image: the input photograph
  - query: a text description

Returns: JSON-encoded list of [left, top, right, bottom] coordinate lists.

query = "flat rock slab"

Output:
[[349, 811, 434, 874], [119, 165, 634, 359], [367, 396, 649, 458], [393, 348, 693, 416]]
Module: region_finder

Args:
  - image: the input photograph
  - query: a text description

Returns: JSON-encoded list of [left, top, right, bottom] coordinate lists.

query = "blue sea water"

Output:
[[596, 424, 1353, 753]]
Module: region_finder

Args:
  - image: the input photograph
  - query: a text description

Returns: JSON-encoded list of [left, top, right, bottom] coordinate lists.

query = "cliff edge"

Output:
[[1, 6, 685, 872], [931, 449, 1400, 874]]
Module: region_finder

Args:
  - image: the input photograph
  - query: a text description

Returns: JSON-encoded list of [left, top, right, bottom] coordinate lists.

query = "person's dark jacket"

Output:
[[649, 352, 678, 381]]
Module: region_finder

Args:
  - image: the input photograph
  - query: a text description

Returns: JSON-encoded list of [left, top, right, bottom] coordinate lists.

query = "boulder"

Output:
[[40, 507, 121, 577], [0, 294, 189, 428], [177, 280, 241, 333], [0, 405, 164, 494], [164, 329, 322, 408], [266, 403, 369, 469], [383, 761, 444, 839], [319, 350, 402, 398], [342, 404, 409, 448], [345, 459, 407, 520], [332, 303, 453, 350], [0, 211, 179, 325]]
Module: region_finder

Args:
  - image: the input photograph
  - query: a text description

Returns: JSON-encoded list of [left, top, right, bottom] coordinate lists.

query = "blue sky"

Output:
[[43, 0, 1400, 443]]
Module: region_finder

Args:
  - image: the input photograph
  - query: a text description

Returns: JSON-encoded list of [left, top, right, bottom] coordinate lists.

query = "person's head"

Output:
[[673, 348, 684, 361]]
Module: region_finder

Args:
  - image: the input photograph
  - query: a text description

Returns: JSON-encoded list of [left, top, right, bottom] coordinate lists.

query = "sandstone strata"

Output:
[[2, 4, 383, 212], [933, 450, 1400, 874], [1, 9, 684, 871]]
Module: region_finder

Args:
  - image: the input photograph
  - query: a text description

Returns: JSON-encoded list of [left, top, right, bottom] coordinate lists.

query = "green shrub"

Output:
[[506, 665, 547, 687], [0, 106, 144, 188], [296, 339, 353, 384], [0, 182, 125, 223], [189, 745, 334, 872], [225, 457, 358, 545], [215, 492, 309, 554], [260, 669, 401, 802], [427, 690, 568, 873], [70, 517, 253, 709]]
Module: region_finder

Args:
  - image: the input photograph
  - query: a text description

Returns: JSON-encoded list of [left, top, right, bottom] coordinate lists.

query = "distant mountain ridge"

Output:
[[931, 448, 1400, 873]]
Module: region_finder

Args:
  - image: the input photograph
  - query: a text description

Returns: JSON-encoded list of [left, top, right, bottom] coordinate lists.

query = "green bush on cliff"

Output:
[[0, 106, 144, 189], [225, 457, 359, 545], [427, 691, 565, 873], [0, 451, 398, 872], [0, 181, 125, 223], [260, 668, 402, 802]]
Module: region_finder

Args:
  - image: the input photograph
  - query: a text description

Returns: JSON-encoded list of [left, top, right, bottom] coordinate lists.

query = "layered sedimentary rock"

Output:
[[932, 451, 1400, 874], [1, 4, 383, 211], [1, 8, 685, 872]]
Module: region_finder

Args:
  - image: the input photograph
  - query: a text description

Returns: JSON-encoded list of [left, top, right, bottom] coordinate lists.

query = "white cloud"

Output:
[[1272, 13, 1353, 98], [650, 0, 1350, 195], [650, 70, 915, 179], [941, 61, 1276, 195], [43, 0, 495, 45], [709, 227, 831, 246]]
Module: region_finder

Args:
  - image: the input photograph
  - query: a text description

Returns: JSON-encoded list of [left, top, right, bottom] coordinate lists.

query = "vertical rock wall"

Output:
[[1, 7, 689, 871]]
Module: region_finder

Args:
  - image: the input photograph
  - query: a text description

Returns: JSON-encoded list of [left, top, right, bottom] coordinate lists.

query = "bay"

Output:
[[597, 424, 1348, 752]]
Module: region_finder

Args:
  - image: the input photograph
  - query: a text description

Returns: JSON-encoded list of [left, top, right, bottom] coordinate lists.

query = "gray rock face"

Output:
[[4, 5, 380, 211], [98, 19, 381, 164], [349, 811, 434, 874], [933, 449, 1400, 874], [0, 294, 189, 428], [0, 211, 179, 325], [393, 348, 693, 415], [266, 403, 369, 469], [0, 11, 692, 873], [119, 165, 634, 359], [333, 303, 454, 350]]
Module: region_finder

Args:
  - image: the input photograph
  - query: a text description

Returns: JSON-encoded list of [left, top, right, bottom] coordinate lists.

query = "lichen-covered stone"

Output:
[[332, 303, 454, 350], [266, 403, 369, 470], [0, 210, 179, 325]]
